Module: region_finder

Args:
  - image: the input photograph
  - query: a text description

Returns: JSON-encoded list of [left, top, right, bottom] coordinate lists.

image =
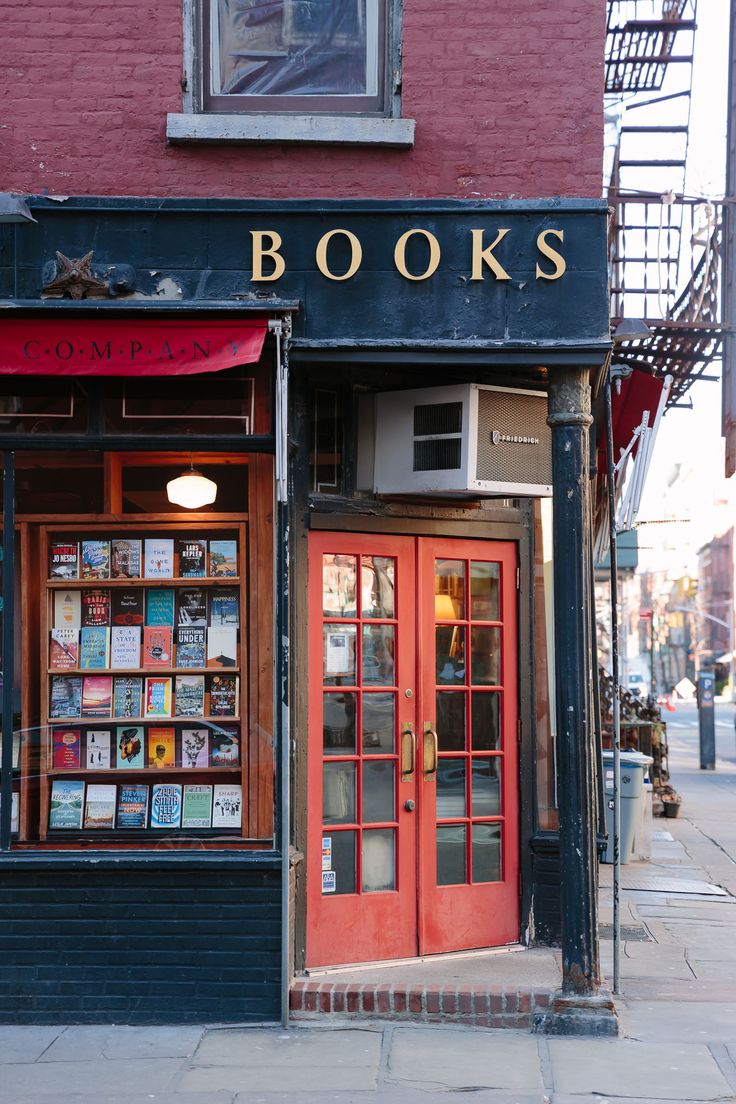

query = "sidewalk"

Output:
[[1, 707, 736, 1103]]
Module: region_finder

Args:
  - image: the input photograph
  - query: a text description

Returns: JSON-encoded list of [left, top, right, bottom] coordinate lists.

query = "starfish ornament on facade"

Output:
[[43, 250, 108, 299]]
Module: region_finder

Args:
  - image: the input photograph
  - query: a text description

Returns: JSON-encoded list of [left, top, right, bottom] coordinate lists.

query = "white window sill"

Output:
[[166, 113, 415, 148]]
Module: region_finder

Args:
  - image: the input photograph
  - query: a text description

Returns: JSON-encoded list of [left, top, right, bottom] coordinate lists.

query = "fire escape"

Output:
[[606, 0, 722, 407]]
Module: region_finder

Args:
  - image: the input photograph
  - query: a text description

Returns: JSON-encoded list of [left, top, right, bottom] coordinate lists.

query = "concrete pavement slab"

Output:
[[386, 1027, 543, 1091], [234, 1093, 546, 1104], [0, 1057, 183, 1096], [178, 1064, 377, 1092], [547, 1040, 732, 1100], [0, 1096, 233, 1104], [688, 960, 736, 980], [617, 1000, 736, 1043], [192, 1026, 381, 1069], [39, 1025, 205, 1061], [0, 1026, 63, 1063]]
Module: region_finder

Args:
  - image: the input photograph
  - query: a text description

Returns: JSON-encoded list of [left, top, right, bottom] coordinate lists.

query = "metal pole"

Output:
[[0, 451, 15, 852], [604, 373, 622, 996]]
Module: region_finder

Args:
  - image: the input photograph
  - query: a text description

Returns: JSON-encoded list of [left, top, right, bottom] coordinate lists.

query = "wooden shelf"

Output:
[[47, 767, 241, 776], [48, 715, 240, 724], [48, 577, 240, 588], [48, 668, 240, 676]]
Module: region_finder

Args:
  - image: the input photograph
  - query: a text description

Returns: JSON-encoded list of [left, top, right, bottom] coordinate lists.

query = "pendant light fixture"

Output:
[[166, 456, 218, 509]]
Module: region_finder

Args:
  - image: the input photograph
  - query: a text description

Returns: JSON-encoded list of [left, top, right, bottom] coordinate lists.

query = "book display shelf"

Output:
[[36, 521, 250, 842]]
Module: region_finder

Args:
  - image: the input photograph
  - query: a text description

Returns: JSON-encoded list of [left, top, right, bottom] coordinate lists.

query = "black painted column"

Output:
[[547, 367, 601, 998]]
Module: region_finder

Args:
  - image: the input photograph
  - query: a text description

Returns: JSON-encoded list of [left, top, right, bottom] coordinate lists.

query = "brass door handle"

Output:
[[423, 724, 438, 778], [401, 726, 416, 781]]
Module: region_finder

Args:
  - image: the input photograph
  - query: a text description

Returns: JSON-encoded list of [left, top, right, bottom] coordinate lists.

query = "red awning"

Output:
[[0, 319, 268, 376], [599, 368, 664, 470]]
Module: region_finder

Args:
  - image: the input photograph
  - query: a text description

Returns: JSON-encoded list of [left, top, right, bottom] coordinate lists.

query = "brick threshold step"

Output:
[[290, 978, 553, 1030]]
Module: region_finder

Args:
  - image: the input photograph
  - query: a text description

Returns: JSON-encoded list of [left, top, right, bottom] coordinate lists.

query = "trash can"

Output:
[[631, 776, 653, 861], [601, 750, 654, 864]]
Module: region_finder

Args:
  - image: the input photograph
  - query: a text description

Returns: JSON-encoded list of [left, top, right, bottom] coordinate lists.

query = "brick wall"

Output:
[[0, 864, 281, 1024], [1, 1, 604, 199]]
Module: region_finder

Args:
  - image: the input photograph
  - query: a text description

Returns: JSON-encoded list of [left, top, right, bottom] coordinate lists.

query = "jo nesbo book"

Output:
[[50, 541, 79, 580]]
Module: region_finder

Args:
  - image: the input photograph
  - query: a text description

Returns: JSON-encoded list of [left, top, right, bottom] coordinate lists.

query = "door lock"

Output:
[[404, 800, 416, 812]]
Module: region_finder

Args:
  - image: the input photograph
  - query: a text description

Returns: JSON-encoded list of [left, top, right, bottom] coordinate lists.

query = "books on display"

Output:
[[207, 627, 238, 668], [209, 674, 238, 718], [145, 676, 172, 717], [209, 589, 239, 626], [50, 628, 79, 670], [110, 625, 141, 669], [85, 730, 111, 769], [117, 726, 145, 768], [116, 784, 149, 828], [143, 627, 173, 668], [182, 785, 213, 828], [175, 674, 205, 717], [209, 540, 237, 577], [79, 626, 110, 670], [52, 728, 81, 769], [177, 588, 207, 627], [150, 783, 182, 829], [112, 676, 143, 719], [210, 729, 240, 766], [49, 779, 85, 829], [82, 589, 111, 627], [212, 784, 242, 829], [54, 590, 82, 629], [176, 626, 206, 668], [176, 540, 207, 578], [50, 676, 83, 719], [146, 589, 175, 626], [111, 590, 144, 626], [111, 539, 142, 579], [144, 539, 174, 579], [181, 727, 209, 768], [148, 727, 176, 768], [81, 675, 113, 719], [50, 541, 79, 580], [83, 784, 116, 829], [81, 540, 110, 580]]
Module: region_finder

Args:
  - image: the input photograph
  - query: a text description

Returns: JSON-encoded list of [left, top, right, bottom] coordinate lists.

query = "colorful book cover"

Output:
[[113, 676, 143, 719], [144, 539, 174, 579], [50, 676, 83, 719], [150, 783, 182, 829], [54, 590, 82, 629], [182, 784, 213, 829], [148, 727, 176, 768], [176, 626, 206, 668], [49, 541, 79, 580], [83, 783, 116, 829], [206, 627, 238, 668], [181, 727, 209, 768], [49, 779, 85, 829], [209, 675, 239, 718], [117, 725, 145, 768], [81, 540, 110, 580], [52, 728, 81, 769], [146, 589, 175, 627], [81, 589, 111, 627], [111, 538, 142, 579], [210, 728, 240, 766], [209, 540, 238, 578], [79, 626, 110, 669], [111, 589, 144, 626], [176, 539, 207, 578], [177, 588, 207, 627], [145, 676, 172, 717], [212, 784, 242, 829], [116, 784, 149, 828], [85, 729, 111, 769], [175, 675, 205, 717], [209, 589, 240, 626], [50, 628, 79, 671], [81, 675, 113, 719], [143, 626, 173, 667], [110, 625, 141, 669]]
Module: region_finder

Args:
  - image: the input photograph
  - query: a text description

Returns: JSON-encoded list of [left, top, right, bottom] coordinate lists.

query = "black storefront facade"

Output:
[[0, 196, 611, 1025]]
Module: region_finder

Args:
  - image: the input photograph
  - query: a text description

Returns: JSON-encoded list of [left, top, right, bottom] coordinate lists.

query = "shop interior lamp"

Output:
[[166, 461, 217, 509]]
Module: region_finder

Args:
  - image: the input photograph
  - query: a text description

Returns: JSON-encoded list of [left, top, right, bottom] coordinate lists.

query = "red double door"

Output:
[[307, 532, 519, 968]]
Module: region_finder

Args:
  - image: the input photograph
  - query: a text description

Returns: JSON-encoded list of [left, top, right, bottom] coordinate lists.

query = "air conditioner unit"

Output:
[[373, 384, 552, 497]]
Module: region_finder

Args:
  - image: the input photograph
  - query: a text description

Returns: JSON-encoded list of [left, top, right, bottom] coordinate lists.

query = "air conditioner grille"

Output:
[[413, 401, 463, 437], [414, 438, 462, 471], [475, 389, 552, 485]]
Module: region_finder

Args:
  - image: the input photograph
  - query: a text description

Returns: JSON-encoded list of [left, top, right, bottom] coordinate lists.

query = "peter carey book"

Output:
[[177, 588, 207, 627], [212, 784, 242, 829], [49, 628, 79, 671], [111, 590, 144, 626], [49, 541, 79, 580], [81, 675, 113, 719], [182, 784, 213, 829], [110, 625, 141, 669], [54, 590, 81, 629], [181, 727, 209, 768], [50, 676, 82, 719], [111, 538, 142, 579], [176, 626, 206, 668], [116, 784, 149, 828], [176, 539, 207, 578], [83, 784, 116, 829], [209, 674, 238, 718], [143, 626, 173, 668], [49, 779, 85, 830], [117, 726, 144, 768], [145, 676, 172, 717], [174, 675, 205, 717], [144, 539, 174, 579], [209, 540, 237, 578], [82, 589, 111, 627], [209, 589, 239, 626], [81, 540, 110, 580], [52, 728, 81, 770], [148, 727, 176, 768], [85, 730, 111, 769], [112, 676, 143, 719], [79, 626, 110, 670], [146, 589, 175, 627], [150, 783, 182, 829]]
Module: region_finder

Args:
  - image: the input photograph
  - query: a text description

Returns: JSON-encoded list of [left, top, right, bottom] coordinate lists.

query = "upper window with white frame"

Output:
[[204, 0, 387, 114]]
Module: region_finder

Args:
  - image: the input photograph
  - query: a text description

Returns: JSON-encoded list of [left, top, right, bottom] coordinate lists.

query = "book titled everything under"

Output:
[[79, 626, 110, 670], [49, 779, 85, 830], [111, 590, 144, 626], [50, 628, 79, 671], [148, 727, 176, 768], [50, 676, 82, 719], [82, 589, 111, 627], [177, 588, 207, 627], [181, 727, 209, 768], [116, 784, 149, 828], [175, 674, 205, 717], [144, 539, 174, 579], [176, 539, 207, 578], [81, 540, 110, 580], [83, 784, 116, 829], [176, 626, 206, 668], [212, 784, 242, 829], [117, 726, 145, 768], [52, 728, 81, 769], [146, 589, 175, 627], [110, 625, 141, 669], [150, 783, 182, 829], [81, 675, 113, 719], [209, 540, 238, 578], [143, 626, 173, 668], [86, 730, 111, 769], [49, 541, 79, 580], [145, 676, 172, 717], [182, 784, 213, 829], [113, 676, 143, 719], [209, 589, 239, 626], [209, 675, 239, 718], [111, 538, 142, 580]]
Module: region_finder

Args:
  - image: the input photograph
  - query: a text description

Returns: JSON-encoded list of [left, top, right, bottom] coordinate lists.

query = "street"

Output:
[[1, 701, 736, 1102]]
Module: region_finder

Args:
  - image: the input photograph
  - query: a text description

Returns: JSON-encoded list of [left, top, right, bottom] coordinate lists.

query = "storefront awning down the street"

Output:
[[0, 318, 270, 376]]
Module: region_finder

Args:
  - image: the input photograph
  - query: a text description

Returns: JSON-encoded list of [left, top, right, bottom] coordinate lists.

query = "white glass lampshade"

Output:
[[166, 468, 218, 509]]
